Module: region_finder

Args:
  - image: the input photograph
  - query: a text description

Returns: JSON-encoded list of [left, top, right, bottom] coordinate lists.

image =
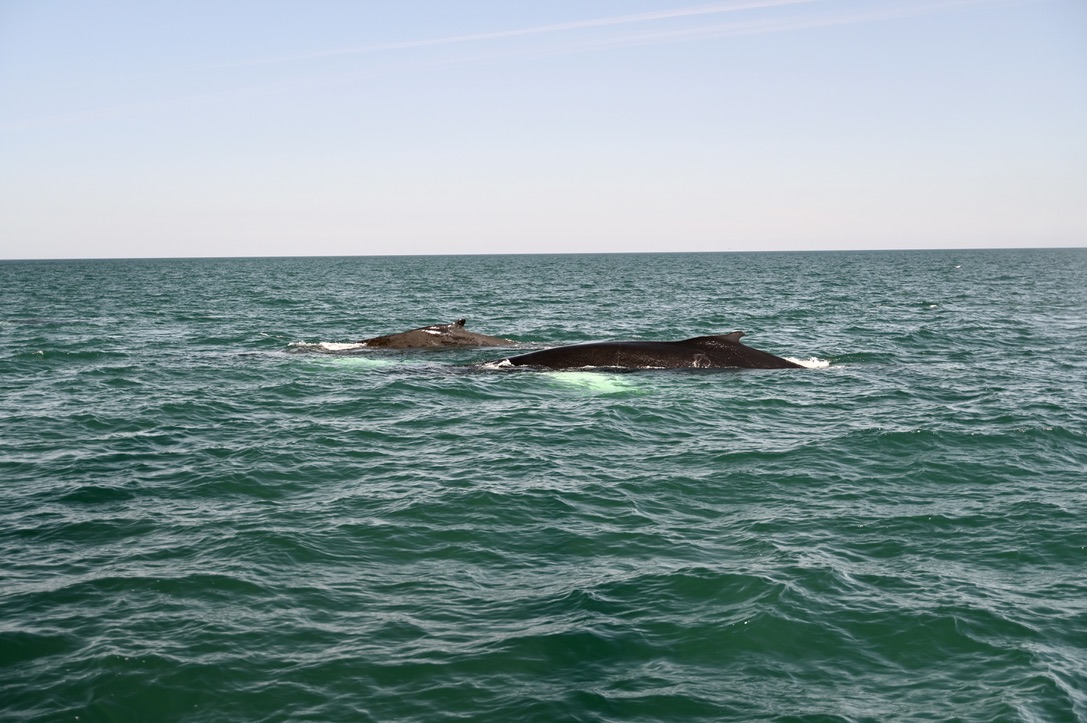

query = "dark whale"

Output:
[[487, 332, 802, 370], [359, 319, 516, 349]]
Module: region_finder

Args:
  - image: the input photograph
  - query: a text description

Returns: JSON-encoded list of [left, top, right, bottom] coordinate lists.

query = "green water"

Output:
[[1, 250, 1085, 721]]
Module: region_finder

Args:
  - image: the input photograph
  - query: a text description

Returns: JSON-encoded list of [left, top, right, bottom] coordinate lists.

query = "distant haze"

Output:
[[1, 0, 1084, 259]]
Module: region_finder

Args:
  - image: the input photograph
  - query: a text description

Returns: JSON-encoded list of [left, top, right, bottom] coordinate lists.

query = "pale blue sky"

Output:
[[1, 0, 1084, 259]]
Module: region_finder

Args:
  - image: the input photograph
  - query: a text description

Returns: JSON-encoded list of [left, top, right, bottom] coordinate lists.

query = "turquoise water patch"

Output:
[[542, 370, 642, 394], [323, 355, 399, 369]]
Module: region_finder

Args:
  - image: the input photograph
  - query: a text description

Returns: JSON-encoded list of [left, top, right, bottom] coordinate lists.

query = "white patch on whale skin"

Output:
[[422, 329, 445, 335]]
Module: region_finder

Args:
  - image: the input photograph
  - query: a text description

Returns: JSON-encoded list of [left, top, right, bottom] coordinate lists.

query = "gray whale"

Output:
[[488, 332, 802, 370], [359, 319, 515, 348]]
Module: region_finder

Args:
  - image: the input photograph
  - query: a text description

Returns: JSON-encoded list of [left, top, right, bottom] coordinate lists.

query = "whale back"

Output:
[[498, 331, 800, 370], [360, 319, 515, 348]]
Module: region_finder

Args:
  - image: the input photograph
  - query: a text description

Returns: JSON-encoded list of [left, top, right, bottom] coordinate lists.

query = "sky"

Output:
[[0, 0, 1084, 259]]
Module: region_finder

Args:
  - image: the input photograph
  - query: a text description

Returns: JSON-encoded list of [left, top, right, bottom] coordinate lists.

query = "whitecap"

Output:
[[788, 357, 831, 369], [288, 341, 367, 353]]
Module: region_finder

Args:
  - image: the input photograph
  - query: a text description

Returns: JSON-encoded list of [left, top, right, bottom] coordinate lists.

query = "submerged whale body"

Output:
[[489, 332, 802, 370], [358, 319, 515, 349]]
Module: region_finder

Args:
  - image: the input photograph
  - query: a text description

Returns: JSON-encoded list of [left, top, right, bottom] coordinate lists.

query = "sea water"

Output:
[[1, 250, 1085, 721]]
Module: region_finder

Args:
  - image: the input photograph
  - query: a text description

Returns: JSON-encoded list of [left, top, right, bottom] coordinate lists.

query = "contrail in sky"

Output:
[[568, 0, 1018, 51], [229, 0, 820, 67], [207, 0, 1031, 71], [0, 0, 1030, 134]]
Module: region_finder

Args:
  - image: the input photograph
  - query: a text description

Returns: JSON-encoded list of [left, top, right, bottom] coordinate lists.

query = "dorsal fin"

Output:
[[454, 319, 466, 327], [681, 331, 745, 345]]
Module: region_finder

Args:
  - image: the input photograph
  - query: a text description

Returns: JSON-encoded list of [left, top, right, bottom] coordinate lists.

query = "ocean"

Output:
[[1, 249, 1085, 722]]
